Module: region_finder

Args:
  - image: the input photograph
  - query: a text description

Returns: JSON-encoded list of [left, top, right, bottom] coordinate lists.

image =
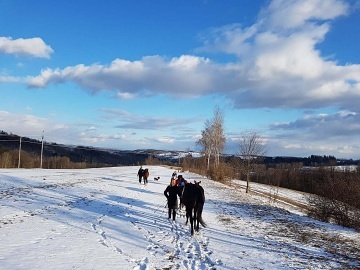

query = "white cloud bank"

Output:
[[0, 36, 53, 58], [0, 110, 196, 152], [2, 0, 360, 158], [27, 56, 225, 98], [25, 0, 360, 112]]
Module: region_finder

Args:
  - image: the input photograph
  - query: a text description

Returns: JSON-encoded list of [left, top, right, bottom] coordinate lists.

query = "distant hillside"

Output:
[[0, 131, 150, 166], [1, 131, 359, 167]]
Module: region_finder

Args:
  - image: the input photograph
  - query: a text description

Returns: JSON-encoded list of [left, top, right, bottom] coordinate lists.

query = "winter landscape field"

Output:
[[0, 166, 359, 270]]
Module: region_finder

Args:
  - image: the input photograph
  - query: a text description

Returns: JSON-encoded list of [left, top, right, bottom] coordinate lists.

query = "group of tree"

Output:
[[0, 148, 88, 169], [196, 106, 266, 194], [0, 131, 149, 168], [196, 106, 226, 170], [1, 113, 360, 230], [188, 107, 360, 230]]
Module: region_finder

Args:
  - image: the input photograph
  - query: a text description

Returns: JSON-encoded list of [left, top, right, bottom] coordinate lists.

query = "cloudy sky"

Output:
[[1, 0, 360, 159]]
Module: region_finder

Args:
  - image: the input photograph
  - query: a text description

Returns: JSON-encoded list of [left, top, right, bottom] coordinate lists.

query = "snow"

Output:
[[0, 166, 359, 270]]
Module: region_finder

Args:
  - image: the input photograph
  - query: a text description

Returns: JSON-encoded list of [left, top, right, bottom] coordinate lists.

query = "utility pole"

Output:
[[18, 136, 22, 168], [40, 131, 44, 169]]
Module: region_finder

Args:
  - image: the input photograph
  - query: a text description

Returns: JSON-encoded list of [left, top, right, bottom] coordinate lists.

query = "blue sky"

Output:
[[1, 0, 360, 159]]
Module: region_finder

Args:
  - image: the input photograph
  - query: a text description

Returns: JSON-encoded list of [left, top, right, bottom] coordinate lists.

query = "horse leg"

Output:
[[194, 206, 199, 232], [184, 204, 190, 224], [196, 210, 200, 231], [196, 204, 203, 231], [190, 214, 194, 236], [185, 207, 190, 225], [186, 207, 194, 235], [168, 208, 171, 219]]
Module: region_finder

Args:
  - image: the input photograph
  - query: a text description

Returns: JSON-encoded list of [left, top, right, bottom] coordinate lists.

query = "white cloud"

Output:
[[271, 110, 360, 136], [27, 56, 230, 98], [23, 0, 360, 112], [169, 55, 210, 69], [156, 137, 175, 144], [265, 110, 360, 158], [0, 36, 53, 58], [115, 92, 135, 99], [197, 23, 258, 57], [251, 23, 331, 79], [0, 75, 20, 83], [260, 0, 349, 30], [100, 108, 200, 130], [86, 126, 97, 131], [0, 111, 134, 150]]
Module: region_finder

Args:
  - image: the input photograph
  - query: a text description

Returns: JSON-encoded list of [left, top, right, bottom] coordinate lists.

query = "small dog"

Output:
[[154, 177, 160, 181]]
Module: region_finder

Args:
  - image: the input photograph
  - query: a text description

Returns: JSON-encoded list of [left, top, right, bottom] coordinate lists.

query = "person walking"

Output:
[[164, 184, 179, 220], [137, 166, 143, 184], [170, 171, 178, 186]]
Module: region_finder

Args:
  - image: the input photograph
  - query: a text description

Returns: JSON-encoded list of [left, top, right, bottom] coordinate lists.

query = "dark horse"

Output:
[[142, 168, 149, 184], [138, 168, 149, 184], [178, 182, 206, 235]]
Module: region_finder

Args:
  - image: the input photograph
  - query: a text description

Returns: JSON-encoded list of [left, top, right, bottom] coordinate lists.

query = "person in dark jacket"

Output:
[[137, 166, 143, 184], [164, 184, 179, 220]]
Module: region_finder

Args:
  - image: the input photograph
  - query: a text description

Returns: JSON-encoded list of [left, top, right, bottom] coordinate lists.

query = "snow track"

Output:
[[85, 183, 219, 270], [0, 166, 359, 269]]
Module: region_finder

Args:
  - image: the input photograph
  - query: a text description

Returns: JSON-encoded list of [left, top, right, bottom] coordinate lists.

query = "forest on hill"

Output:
[[1, 130, 359, 230], [1, 131, 359, 169]]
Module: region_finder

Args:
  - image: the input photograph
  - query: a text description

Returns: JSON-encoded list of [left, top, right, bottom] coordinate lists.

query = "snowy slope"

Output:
[[0, 166, 359, 270]]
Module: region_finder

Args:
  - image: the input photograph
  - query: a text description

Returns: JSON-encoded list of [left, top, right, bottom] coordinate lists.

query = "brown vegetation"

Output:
[[1, 134, 359, 230], [0, 149, 87, 169], [181, 155, 360, 230]]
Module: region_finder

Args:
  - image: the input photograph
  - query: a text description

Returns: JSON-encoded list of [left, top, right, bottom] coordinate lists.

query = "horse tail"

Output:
[[197, 203, 207, 227], [198, 216, 206, 227]]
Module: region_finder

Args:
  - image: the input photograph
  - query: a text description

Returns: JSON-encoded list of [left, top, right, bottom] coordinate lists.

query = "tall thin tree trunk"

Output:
[[207, 153, 210, 170], [246, 161, 250, 193], [246, 172, 250, 193]]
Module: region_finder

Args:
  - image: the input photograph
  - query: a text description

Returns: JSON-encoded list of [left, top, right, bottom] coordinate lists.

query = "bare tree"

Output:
[[197, 106, 226, 170], [197, 119, 213, 170], [212, 106, 225, 168], [239, 131, 266, 193]]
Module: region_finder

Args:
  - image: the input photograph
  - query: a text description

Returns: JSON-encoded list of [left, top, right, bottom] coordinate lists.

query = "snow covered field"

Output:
[[0, 166, 359, 269]]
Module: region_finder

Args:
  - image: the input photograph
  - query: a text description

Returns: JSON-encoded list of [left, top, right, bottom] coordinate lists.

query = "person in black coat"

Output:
[[137, 166, 143, 184], [164, 184, 179, 220]]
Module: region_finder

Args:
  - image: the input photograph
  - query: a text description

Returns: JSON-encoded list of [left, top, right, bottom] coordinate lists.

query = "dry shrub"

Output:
[[307, 171, 360, 230], [208, 162, 234, 183]]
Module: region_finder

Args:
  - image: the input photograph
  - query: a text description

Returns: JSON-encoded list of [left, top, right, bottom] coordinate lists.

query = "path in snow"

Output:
[[0, 166, 359, 269]]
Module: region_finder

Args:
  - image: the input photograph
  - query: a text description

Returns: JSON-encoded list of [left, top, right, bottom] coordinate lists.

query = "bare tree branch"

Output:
[[238, 130, 266, 193], [197, 106, 226, 170]]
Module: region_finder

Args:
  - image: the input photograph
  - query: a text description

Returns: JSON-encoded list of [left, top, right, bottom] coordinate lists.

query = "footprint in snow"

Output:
[[114, 246, 123, 254], [98, 238, 108, 247], [91, 223, 96, 230], [133, 256, 149, 270], [99, 230, 106, 239]]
